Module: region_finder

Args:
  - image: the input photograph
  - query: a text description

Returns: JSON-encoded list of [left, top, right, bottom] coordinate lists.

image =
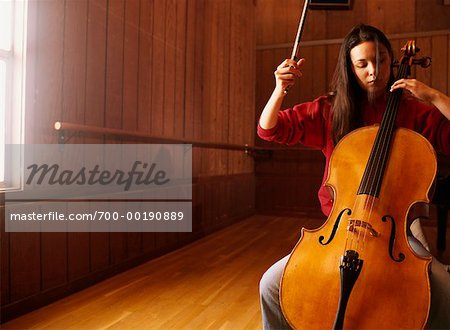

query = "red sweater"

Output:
[[257, 95, 450, 216]]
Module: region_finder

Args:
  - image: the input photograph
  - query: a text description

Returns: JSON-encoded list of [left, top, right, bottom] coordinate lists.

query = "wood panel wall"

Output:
[[254, 0, 450, 215], [1, 0, 256, 322]]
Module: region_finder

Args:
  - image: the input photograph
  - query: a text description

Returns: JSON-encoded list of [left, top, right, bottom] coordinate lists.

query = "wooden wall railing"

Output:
[[55, 121, 256, 152], [54, 121, 309, 157]]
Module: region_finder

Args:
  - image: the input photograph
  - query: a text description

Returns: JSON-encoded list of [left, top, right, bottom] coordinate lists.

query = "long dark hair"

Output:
[[330, 24, 395, 145]]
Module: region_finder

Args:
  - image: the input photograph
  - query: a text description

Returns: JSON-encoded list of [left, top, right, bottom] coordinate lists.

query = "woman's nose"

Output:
[[368, 63, 377, 77]]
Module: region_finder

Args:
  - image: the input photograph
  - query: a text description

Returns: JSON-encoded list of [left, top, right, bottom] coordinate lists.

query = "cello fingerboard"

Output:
[[357, 61, 409, 197]]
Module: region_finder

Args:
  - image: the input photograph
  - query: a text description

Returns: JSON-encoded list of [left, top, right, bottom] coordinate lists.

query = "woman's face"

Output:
[[350, 41, 391, 99]]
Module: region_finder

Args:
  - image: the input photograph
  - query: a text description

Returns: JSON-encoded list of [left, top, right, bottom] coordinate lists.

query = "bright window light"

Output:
[[0, 0, 12, 51], [1, 0, 27, 188], [0, 60, 5, 181]]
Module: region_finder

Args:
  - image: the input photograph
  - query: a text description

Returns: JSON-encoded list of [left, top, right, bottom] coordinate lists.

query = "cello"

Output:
[[279, 41, 436, 329]]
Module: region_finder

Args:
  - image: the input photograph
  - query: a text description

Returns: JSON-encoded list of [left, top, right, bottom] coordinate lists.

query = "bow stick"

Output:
[[285, 0, 309, 94]]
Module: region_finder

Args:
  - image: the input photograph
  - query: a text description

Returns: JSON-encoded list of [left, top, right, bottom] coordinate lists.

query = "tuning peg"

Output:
[[412, 56, 432, 68]]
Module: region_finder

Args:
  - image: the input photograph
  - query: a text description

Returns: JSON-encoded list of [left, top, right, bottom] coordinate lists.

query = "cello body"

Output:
[[280, 125, 436, 329]]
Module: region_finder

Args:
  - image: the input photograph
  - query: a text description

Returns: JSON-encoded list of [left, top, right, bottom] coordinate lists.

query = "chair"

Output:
[[432, 174, 450, 251]]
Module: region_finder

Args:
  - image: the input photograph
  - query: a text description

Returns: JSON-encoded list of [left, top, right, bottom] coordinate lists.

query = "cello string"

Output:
[[347, 195, 364, 253], [343, 46, 410, 258], [360, 195, 376, 257], [344, 177, 367, 255], [355, 99, 396, 254], [355, 39, 382, 255], [363, 62, 408, 258], [356, 60, 408, 256], [368, 57, 409, 197], [357, 45, 408, 255], [357, 196, 370, 254], [370, 62, 407, 209], [356, 74, 398, 254], [368, 62, 407, 198], [364, 47, 411, 257], [346, 149, 381, 254], [343, 196, 358, 254], [361, 62, 407, 244], [371, 90, 403, 206], [365, 61, 406, 201]]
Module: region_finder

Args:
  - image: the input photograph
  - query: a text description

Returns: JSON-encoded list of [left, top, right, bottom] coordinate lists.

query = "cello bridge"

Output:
[[348, 220, 379, 237]]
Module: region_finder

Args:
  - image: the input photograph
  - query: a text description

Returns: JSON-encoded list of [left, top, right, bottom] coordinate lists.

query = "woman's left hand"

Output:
[[390, 78, 438, 103], [391, 78, 450, 121]]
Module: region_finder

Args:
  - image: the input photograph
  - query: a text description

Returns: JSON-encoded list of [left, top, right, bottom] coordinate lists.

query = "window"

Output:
[[0, 0, 27, 188]]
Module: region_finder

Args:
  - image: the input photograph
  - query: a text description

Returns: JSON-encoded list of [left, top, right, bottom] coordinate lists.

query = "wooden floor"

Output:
[[2, 215, 320, 330], [2, 214, 448, 330]]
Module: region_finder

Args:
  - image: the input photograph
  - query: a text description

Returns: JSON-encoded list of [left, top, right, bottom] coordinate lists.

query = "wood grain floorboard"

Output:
[[2, 215, 321, 329]]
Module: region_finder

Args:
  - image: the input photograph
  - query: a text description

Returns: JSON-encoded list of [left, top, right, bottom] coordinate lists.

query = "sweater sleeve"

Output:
[[413, 100, 450, 155], [257, 96, 329, 150]]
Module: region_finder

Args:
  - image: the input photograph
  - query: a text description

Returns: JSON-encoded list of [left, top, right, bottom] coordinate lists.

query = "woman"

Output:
[[258, 24, 450, 329]]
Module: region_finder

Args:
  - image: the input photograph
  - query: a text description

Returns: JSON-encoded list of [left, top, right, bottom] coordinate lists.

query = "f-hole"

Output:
[[382, 215, 405, 262], [319, 208, 351, 245]]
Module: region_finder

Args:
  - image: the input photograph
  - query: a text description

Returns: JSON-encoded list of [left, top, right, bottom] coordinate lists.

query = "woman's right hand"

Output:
[[274, 58, 305, 95]]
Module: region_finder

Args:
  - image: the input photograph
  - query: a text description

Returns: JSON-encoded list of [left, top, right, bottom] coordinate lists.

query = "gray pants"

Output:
[[259, 236, 450, 329]]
